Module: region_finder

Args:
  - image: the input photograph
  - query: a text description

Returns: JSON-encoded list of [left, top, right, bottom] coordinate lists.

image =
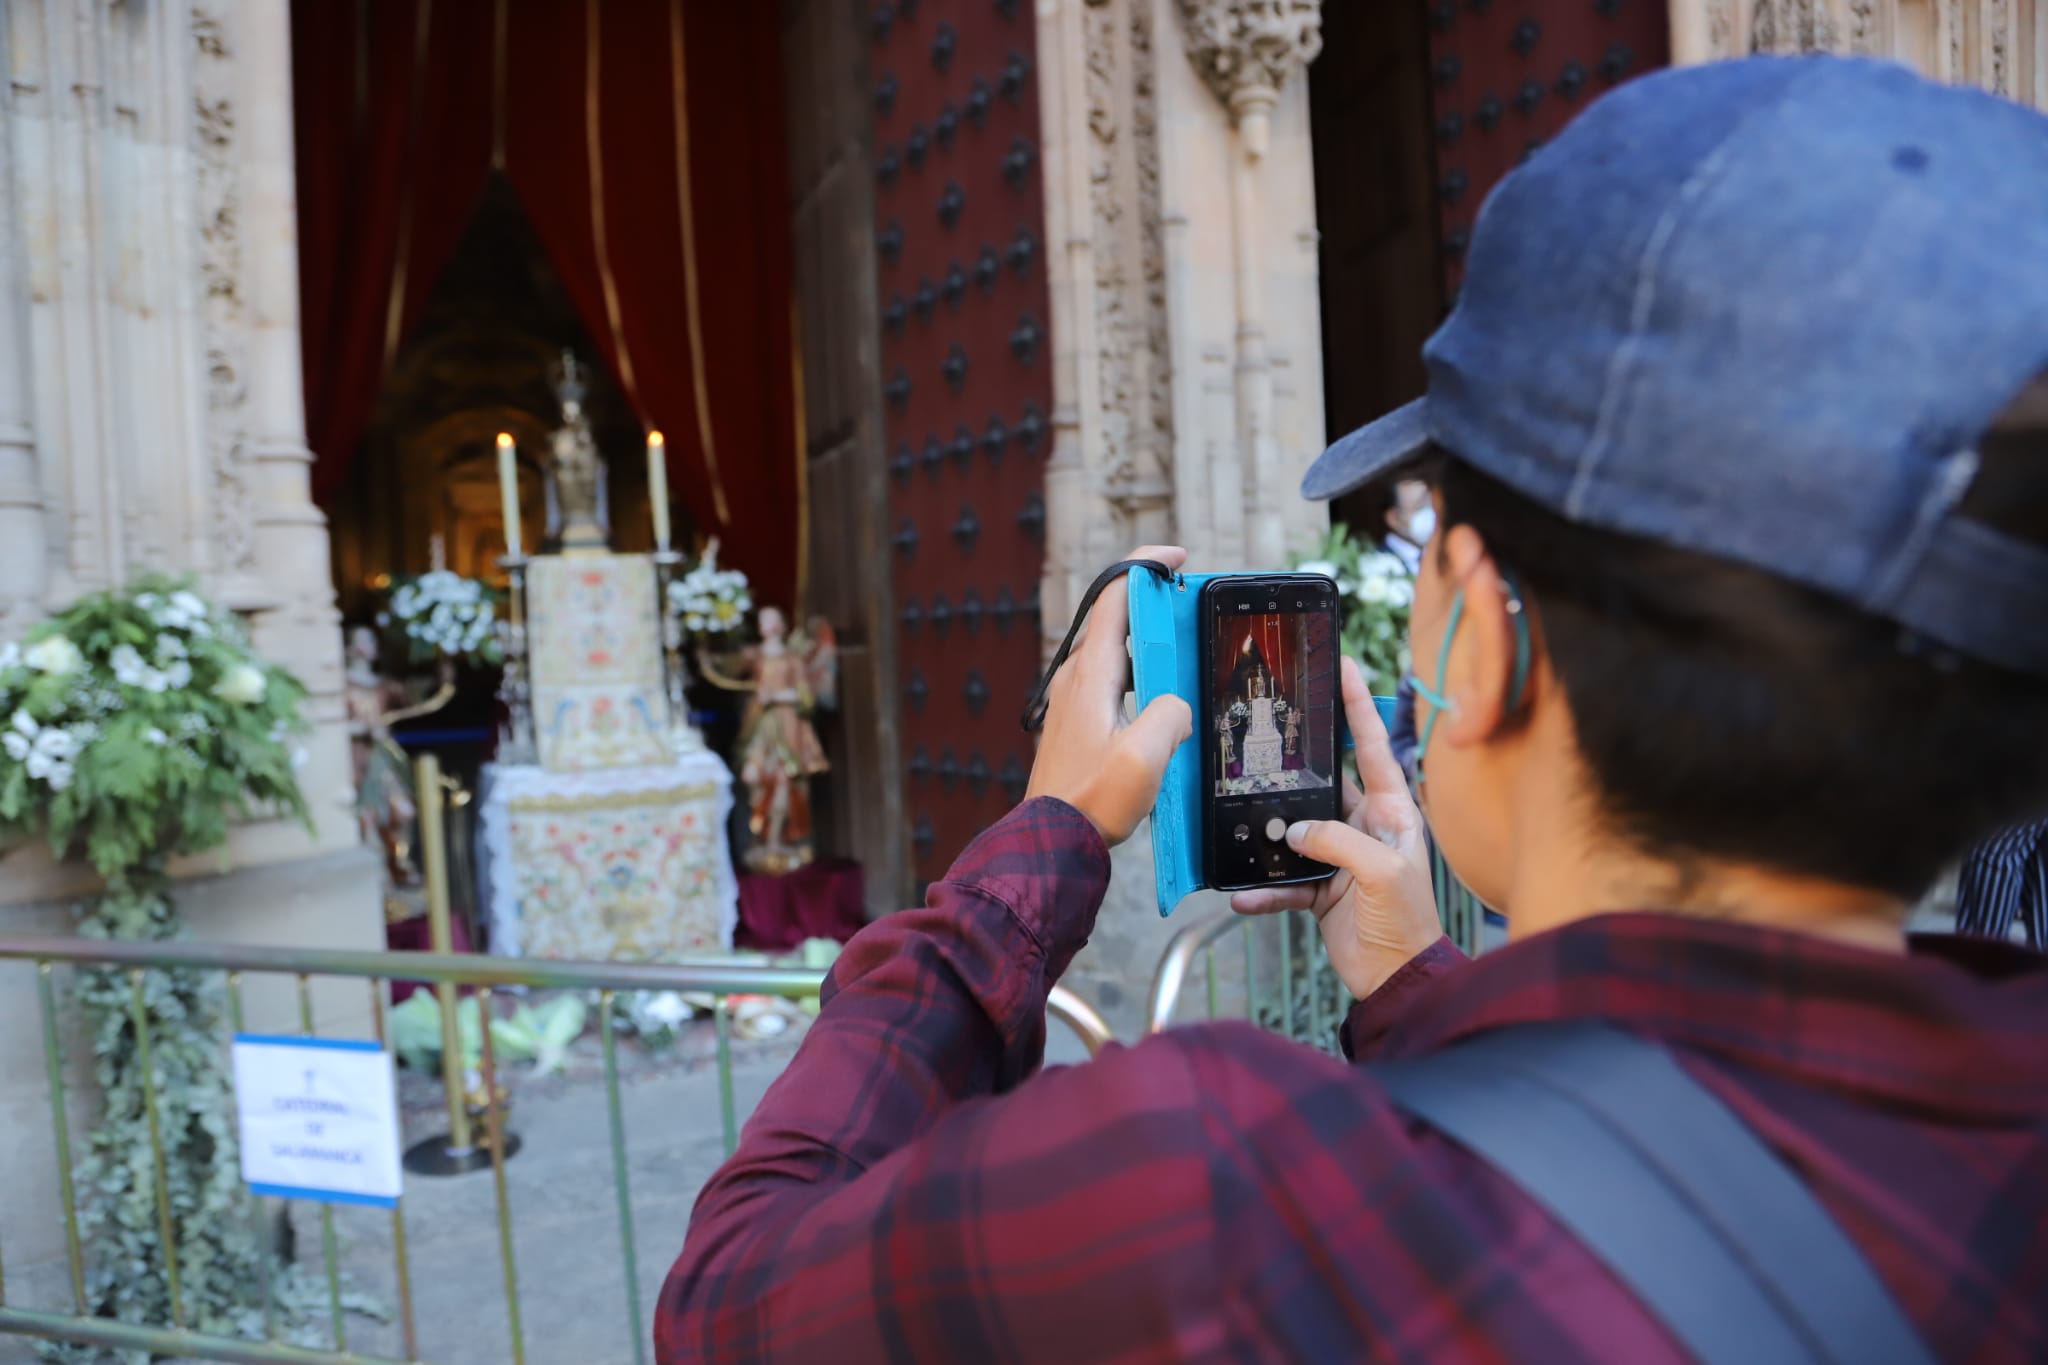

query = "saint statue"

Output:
[[1240, 665, 1286, 780], [545, 350, 610, 553], [346, 627, 419, 888], [700, 607, 838, 874]]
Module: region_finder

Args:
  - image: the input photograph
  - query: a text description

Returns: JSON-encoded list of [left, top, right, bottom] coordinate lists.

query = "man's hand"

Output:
[[1026, 546, 1194, 846], [1230, 657, 1442, 998]]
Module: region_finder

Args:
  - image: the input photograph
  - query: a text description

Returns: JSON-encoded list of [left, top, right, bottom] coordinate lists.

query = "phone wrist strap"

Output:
[[1020, 558, 1176, 732]]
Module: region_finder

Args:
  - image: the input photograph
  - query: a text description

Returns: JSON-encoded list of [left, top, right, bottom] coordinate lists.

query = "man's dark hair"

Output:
[[1432, 383, 2048, 900]]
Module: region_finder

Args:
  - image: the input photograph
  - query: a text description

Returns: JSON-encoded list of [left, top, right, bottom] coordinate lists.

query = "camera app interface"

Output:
[[1205, 586, 1339, 887]]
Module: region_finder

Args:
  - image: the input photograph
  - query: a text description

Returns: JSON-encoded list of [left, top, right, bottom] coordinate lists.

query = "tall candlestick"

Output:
[[647, 429, 671, 553], [496, 432, 522, 560]]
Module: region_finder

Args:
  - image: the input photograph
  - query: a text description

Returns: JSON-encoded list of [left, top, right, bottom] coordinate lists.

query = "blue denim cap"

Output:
[[1304, 56, 2048, 678]]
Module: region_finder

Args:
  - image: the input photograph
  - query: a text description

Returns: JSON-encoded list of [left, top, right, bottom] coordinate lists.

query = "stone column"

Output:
[[0, 8, 47, 638], [225, 0, 353, 857], [1175, 0, 1321, 571]]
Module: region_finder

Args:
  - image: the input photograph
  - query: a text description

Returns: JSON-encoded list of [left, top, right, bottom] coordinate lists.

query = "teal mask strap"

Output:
[[1409, 588, 1466, 778]]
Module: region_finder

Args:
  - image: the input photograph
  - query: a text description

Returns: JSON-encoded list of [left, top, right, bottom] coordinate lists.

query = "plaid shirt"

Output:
[[656, 799, 2048, 1363]]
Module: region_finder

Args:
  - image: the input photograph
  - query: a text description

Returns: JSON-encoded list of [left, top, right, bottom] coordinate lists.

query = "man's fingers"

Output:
[[1230, 886, 1318, 916], [1121, 694, 1193, 781], [1342, 658, 1410, 803]]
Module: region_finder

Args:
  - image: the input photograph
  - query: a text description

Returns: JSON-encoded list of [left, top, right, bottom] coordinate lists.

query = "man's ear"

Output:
[[1439, 529, 1518, 750]]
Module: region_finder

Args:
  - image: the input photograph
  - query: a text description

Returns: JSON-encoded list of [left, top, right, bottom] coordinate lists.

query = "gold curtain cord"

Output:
[[380, 0, 435, 373], [586, 0, 641, 410], [669, 0, 732, 527]]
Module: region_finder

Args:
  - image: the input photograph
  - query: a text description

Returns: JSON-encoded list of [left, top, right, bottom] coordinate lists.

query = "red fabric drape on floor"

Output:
[[292, 0, 798, 607]]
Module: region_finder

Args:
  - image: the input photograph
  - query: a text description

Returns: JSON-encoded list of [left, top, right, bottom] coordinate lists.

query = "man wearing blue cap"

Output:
[[659, 57, 2048, 1363]]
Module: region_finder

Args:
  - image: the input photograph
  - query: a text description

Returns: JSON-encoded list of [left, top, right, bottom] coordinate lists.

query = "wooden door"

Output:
[[868, 0, 1055, 891]]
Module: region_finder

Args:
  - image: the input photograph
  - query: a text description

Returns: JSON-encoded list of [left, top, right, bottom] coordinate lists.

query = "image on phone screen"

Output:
[[1199, 575, 1341, 891]]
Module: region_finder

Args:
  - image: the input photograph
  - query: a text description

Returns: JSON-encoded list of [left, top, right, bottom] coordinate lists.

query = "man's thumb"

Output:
[[1286, 817, 1397, 877]]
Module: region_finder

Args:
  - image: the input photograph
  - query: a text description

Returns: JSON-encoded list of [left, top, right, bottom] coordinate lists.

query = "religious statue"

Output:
[[699, 607, 838, 874], [545, 350, 610, 553], [1240, 666, 1286, 780], [346, 626, 419, 888]]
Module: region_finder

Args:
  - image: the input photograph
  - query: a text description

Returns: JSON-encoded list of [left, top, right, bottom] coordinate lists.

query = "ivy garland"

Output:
[[0, 578, 371, 1359]]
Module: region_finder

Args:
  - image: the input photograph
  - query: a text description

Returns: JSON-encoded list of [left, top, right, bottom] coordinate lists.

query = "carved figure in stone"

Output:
[[1175, 0, 1323, 110], [1751, 0, 1838, 53], [545, 351, 610, 553], [700, 608, 838, 873]]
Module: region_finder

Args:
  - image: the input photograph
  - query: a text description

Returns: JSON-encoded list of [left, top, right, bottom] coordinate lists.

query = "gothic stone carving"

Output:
[[1085, 0, 1172, 520], [1750, 0, 1840, 53], [193, 5, 254, 573], [1175, 0, 1323, 112]]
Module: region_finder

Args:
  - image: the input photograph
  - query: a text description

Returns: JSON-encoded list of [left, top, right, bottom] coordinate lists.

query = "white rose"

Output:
[[641, 992, 691, 1028], [144, 726, 169, 746], [156, 635, 187, 660], [46, 760, 73, 791], [25, 751, 51, 779], [34, 728, 76, 760], [2, 732, 27, 761], [212, 662, 267, 705], [25, 636, 83, 676], [135, 592, 161, 610], [165, 660, 193, 689], [0, 641, 20, 672], [1357, 576, 1391, 605], [170, 590, 208, 619], [10, 708, 38, 738], [141, 669, 170, 694], [110, 644, 146, 684]]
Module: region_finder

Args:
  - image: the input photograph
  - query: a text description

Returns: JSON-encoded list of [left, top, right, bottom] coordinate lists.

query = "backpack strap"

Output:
[[1373, 1021, 1935, 1365]]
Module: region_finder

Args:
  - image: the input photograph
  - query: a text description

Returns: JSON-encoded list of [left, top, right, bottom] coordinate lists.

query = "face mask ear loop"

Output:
[[1408, 587, 1466, 781]]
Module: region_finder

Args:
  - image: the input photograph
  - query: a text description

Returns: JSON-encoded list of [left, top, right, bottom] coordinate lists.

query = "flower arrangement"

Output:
[[0, 582, 308, 874], [666, 547, 753, 638], [1295, 524, 1416, 692], [380, 570, 501, 666], [0, 578, 338, 1353]]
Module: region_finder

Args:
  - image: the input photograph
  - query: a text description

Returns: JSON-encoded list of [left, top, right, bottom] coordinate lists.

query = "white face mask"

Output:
[[1403, 505, 1437, 548]]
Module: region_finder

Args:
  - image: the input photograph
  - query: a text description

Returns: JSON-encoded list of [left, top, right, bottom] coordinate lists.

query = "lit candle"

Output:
[[647, 429, 672, 553], [496, 433, 522, 560]]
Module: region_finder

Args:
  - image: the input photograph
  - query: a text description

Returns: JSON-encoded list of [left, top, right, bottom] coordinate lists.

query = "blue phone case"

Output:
[[1129, 566, 1396, 917]]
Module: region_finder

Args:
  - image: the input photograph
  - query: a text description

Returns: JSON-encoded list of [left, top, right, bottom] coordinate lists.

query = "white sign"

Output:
[[231, 1034, 403, 1208]]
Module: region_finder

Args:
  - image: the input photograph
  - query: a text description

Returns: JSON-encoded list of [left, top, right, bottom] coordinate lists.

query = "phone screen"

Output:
[[1199, 575, 1342, 891]]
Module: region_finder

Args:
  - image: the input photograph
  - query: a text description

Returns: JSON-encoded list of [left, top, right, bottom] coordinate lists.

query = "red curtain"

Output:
[[292, 0, 798, 607]]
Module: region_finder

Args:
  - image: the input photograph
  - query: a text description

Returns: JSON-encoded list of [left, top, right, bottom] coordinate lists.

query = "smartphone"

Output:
[[1197, 574, 1343, 891]]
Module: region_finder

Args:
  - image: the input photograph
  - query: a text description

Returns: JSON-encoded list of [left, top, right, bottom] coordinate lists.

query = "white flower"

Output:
[[144, 726, 169, 747], [135, 592, 161, 610], [72, 721, 98, 743], [25, 636, 83, 676], [1357, 576, 1390, 605], [1296, 559, 1339, 582], [640, 992, 691, 1028], [156, 634, 187, 660], [170, 590, 208, 620], [25, 751, 51, 779], [212, 662, 267, 705], [0, 641, 19, 672], [290, 746, 309, 771], [33, 728, 76, 760], [2, 732, 27, 761], [110, 644, 147, 685], [45, 760, 73, 791], [10, 708, 38, 738], [164, 659, 193, 689]]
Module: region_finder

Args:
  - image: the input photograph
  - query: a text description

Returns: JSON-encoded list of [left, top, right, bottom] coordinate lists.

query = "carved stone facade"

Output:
[[1671, 0, 2047, 105], [1175, 0, 1324, 116]]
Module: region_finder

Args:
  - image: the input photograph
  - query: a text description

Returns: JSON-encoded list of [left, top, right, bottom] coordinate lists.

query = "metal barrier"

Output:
[[1145, 843, 1486, 1041], [0, 936, 1108, 1365]]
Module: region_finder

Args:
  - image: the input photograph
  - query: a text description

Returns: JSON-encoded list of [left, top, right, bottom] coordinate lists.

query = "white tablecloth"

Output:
[[477, 752, 738, 960]]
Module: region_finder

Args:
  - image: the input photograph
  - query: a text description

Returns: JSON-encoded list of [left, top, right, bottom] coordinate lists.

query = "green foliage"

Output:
[[1, 579, 335, 1362], [0, 576, 310, 886], [389, 992, 587, 1077], [1291, 524, 1416, 693]]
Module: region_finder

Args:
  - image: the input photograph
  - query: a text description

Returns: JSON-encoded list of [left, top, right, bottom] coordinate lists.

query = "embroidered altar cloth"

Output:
[[479, 753, 739, 961], [527, 554, 670, 771]]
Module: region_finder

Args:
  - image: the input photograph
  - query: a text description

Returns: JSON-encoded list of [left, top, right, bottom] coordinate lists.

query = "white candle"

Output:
[[496, 433, 522, 560], [647, 430, 671, 553]]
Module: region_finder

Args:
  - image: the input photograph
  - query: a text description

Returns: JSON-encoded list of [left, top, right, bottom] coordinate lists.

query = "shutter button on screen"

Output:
[[1264, 817, 1287, 843], [1233, 824, 1250, 843]]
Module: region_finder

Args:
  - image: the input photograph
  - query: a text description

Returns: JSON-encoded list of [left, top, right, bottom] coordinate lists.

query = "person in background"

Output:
[[1955, 818, 2048, 946]]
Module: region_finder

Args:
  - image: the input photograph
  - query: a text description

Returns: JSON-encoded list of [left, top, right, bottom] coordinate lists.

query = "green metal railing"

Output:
[[0, 937, 1111, 1365], [1144, 843, 1486, 1041]]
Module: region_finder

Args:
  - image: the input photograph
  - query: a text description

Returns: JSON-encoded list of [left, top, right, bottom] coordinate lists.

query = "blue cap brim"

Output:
[[1301, 398, 1430, 501]]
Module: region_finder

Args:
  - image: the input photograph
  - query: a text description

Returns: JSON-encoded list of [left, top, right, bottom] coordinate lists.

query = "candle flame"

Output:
[[496, 432, 513, 449], [648, 430, 665, 446]]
